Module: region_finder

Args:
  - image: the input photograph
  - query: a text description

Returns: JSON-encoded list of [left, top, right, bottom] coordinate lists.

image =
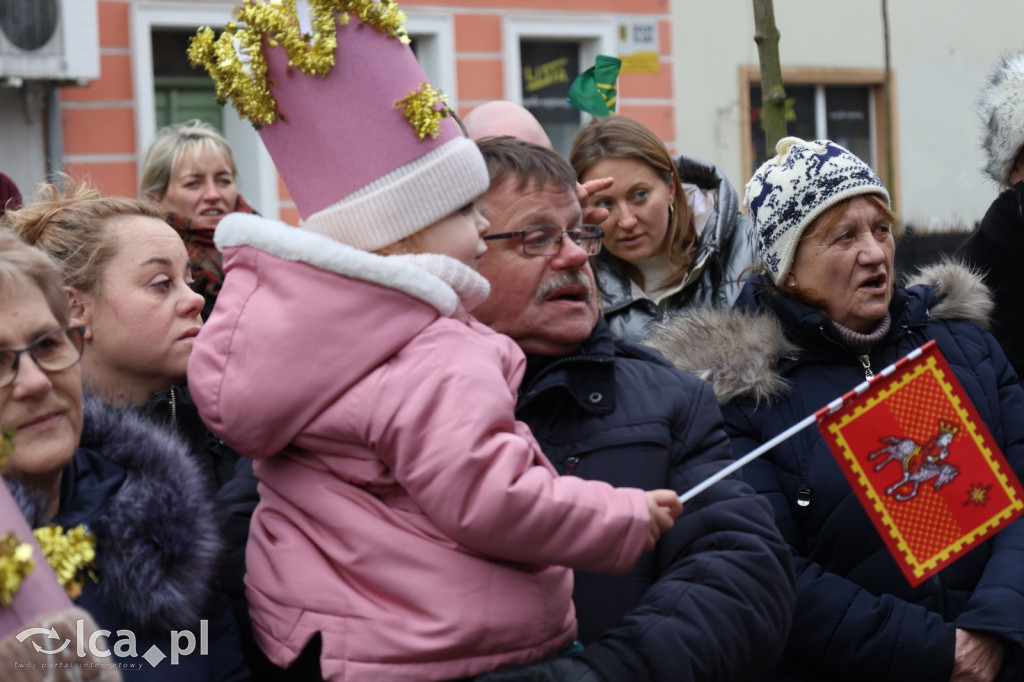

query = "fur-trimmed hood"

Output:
[[646, 259, 993, 405], [980, 49, 1024, 186], [6, 396, 221, 633]]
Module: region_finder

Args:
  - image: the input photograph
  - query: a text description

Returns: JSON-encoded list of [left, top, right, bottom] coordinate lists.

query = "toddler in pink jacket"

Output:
[[187, 3, 680, 680]]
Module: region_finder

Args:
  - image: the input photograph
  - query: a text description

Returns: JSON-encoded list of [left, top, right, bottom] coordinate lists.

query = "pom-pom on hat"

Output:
[[979, 49, 1024, 186], [744, 137, 890, 283], [188, 0, 488, 252]]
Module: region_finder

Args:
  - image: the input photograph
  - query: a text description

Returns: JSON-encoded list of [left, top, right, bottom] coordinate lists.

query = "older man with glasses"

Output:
[[469, 136, 795, 682]]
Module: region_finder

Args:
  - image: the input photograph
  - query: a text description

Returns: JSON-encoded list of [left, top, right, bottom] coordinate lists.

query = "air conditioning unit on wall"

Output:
[[0, 0, 99, 81]]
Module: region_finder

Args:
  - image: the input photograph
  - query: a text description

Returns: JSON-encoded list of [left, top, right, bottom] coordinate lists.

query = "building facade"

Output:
[[671, 0, 1024, 231], [1, 1, 1022, 230], [0, 0, 673, 225]]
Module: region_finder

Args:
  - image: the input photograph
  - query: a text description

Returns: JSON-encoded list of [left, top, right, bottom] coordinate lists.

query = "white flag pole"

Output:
[[678, 414, 817, 504], [678, 343, 928, 505]]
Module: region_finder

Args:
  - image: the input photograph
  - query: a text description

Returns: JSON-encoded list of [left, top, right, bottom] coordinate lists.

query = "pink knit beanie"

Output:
[[188, 0, 488, 251]]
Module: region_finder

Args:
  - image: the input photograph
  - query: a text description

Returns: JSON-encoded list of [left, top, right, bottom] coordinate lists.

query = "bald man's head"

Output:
[[463, 101, 553, 149]]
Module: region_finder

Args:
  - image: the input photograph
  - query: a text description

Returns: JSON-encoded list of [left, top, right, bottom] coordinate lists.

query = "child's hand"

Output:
[[643, 489, 683, 551]]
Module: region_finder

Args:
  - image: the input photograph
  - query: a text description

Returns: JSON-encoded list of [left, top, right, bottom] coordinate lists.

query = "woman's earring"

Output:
[[668, 203, 675, 223]]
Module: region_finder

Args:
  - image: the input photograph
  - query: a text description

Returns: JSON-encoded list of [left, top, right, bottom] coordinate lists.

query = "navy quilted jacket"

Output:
[[517, 318, 795, 682]]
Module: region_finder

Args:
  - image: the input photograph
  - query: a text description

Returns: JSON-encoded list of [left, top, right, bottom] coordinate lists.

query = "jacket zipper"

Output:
[[169, 385, 178, 429], [564, 456, 579, 476], [930, 573, 946, 617], [858, 354, 874, 379]]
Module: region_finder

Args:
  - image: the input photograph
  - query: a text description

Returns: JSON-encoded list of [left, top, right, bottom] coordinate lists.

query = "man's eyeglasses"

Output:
[[483, 225, 604, 257], [0, 326, 86, 388]]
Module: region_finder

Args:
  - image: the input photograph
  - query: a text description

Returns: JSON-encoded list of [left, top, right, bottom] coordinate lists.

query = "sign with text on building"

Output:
[[617, 17, 659, 74]]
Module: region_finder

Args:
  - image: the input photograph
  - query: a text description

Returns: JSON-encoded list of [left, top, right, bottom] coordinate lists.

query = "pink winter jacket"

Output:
[[187, 215, 650, 681]]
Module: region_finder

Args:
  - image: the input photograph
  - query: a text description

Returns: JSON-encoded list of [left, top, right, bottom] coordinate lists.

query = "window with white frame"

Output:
[[132, 3, 278, 219], [406, 13, 456, 104], [503, 17, 616, 156]]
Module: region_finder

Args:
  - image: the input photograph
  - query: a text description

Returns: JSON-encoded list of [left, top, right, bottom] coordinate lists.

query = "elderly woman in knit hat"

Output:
[[647, 137, 1024, 681], [957, 49, 1024, 387]]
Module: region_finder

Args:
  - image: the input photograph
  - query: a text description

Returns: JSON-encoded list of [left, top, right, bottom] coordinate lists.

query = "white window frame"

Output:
[[405, 12, 457, 108], [130, 2, 278, 218], [502, 16, 617, 117], [811, 85, 878, 167]]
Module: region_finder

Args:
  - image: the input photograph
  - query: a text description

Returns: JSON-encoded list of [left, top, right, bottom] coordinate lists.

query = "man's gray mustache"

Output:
[[535, 272, 593, 302]]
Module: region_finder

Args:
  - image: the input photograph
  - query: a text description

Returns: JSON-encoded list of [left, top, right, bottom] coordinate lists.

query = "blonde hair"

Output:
[[140, 119, 237, 201], [0, 229, 70, 326], [569, 115, 695, 291], [3, 177, 165, 297]]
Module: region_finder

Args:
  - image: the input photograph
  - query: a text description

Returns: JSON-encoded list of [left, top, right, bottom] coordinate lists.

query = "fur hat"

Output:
[[979, 49, 1024, 186], [744, 137, 889, 283], [188, 0, 488, 251]]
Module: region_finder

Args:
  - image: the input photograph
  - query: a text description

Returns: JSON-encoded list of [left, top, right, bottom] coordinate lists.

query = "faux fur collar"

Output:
[[6, 396, 221, 632], [646, 259, 992, 405], [215, 212, 486, 319]]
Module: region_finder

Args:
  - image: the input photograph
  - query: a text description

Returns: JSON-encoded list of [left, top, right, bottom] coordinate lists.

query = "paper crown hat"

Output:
[[189, 0, 488, 251]]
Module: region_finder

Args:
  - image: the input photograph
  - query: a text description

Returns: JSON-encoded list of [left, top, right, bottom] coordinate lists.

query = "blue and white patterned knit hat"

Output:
[[744, 137, 890, 283]]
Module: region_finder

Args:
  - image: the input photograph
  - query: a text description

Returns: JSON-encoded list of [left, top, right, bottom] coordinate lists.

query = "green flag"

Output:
[[567, 55, 622, 117]]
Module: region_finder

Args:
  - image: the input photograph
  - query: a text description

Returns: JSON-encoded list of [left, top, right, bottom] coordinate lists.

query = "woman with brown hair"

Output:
[[570, 115, 756, 341]]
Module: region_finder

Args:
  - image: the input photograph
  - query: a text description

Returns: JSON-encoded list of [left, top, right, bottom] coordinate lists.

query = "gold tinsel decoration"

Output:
[[33, 525, 97, 600], [189, 0, 409, 127], [1, 427, 15, 470], [0, 532, 35, 607], [396, 83, 450, 141]]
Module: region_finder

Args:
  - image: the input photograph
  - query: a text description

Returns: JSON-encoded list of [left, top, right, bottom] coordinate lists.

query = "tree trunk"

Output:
[[881, 0, 897, 211], [752, 0, 787, 155]]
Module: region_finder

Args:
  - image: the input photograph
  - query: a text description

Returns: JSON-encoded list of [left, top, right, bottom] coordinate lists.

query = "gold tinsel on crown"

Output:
[[0, 532, 34, 607], [33, 525, 97, 600], [189, 0, 409, 128], [396, 84, 450, 141]]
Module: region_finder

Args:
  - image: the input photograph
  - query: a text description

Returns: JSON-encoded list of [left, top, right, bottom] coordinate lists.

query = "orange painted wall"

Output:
[[61, 1, 137, 198], [404, 0, 668, 13], [454, 15, 502, 53]]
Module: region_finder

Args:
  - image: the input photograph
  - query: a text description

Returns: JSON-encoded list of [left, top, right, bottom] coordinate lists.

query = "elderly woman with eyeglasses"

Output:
[[0, 230, 248, 680]]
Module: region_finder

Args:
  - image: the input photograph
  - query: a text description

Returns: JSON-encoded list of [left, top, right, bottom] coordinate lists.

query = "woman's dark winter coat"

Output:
[[956, 182, 1024, 386], [647, 262, 1024, 681], [142, 384, 239, 490], [7, 397, 249, 681], [516, 318, 795, 682]]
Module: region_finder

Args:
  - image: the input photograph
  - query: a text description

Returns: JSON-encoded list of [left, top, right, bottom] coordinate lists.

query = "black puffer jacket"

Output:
[[516, 318, 794, 682], [647, 262, 1024, 681], [593, 154, 757, 342], [142, 385, 240, 490], [956, 182, 1024, 386]]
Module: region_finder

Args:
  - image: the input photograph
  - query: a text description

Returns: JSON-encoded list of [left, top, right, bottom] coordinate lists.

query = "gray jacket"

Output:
[[594, 154, 757, 342]]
